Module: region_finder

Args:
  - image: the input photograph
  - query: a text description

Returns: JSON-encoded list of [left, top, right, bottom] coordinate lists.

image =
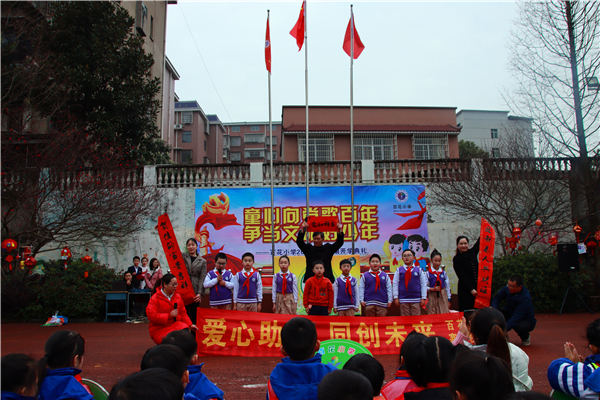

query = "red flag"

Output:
[[265, 14, 271, 73], [343, 9, 364, 59], [290, 1, 305, 51]]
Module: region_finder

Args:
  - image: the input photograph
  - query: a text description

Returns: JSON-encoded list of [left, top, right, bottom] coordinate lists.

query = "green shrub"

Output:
[[492, 251, 593, 313], [1, 259, 119, 321]]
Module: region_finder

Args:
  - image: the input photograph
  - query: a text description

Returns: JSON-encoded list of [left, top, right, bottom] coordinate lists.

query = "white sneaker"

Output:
[[521, 336, 531, 346]]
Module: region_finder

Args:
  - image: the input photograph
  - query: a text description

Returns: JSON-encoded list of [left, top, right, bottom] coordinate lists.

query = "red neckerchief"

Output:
[[242, 268, 255, 295], [214, 269, 223, 293], [395, 369, 411, 379], [75, 374, 93, 395], [281, 272, 288, 294], [344, 275, 353, 303], [392, 258, 399, 266], [429, 267, 443, 288], [370, 270, 381, 291], [406, 382, 450, 393], [404, 265, 413, 289]]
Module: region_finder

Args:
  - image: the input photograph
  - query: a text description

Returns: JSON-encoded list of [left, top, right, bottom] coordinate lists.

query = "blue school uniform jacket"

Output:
[[1, 392, 36, 400], [39, 368, 94, 400], [267, 355, 336, 400], [548, 354, 600, 399], [185, 364, 224, 400]]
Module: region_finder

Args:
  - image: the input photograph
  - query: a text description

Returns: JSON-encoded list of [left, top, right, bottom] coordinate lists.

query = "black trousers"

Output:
[[185, 302, 199, 325], [501, 310, 536, 340], [308, 305, 329, 315]]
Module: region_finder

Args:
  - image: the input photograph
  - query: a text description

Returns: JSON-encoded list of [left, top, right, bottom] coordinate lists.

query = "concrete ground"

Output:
[[1, 312, 595, 399]]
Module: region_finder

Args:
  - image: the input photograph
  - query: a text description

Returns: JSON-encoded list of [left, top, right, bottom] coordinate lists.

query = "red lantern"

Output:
[[535, 219, 542, 227], [549, 236, 558, 246], [595, 230, 600, 241], [586, 241, 598, 256], [24, 256, 36, 269], [1, 239, 17, 251], [61, 246, 72, 269], [5, 255, 14, 262], [573, 223, 582, 243], [83, 255, 92, 263], [512, 227, 522, 239]]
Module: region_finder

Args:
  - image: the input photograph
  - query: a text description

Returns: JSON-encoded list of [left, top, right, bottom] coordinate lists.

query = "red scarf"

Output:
[[370, 270, 381, 291], [281, 272, 288, 294], [405, 382, 450, 394], [404, 265, 413, 289], [344, 276, 353, 303], [392, 258, 399, 266], [241, 268, 255, 295], [429, 267, 443, 288]]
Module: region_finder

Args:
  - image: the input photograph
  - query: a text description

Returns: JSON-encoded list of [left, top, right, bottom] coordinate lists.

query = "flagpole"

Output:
[[304, 1, 310, 225], [350, 5, 355, 254], [267, 9, 275, 270]]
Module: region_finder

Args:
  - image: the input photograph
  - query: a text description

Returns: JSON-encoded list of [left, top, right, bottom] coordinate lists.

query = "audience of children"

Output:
[[453, 307, 533, 392], [203, 252, 235, 310], [318, 370, 374, 400], [392, 249, 427, 317], [109, 368, 183, 400], [547, 317, 600, 399], [146, 274, 198, 344], [268, 317, 337, 400], [380, 330, 425, 400], [343, 354, 385, 399], [233, 252, 263, 312], [359, 254, 393, 317], [426, 249, 451, 314], [272, 255, 298, 315], [38, 330, 94, 400], [1, 354, 40, 400], [303, 260, 334, 316], [333, 258, 359, 316]]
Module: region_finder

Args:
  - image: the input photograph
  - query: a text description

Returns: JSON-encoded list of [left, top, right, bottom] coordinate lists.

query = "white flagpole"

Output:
[[350, 5, 355, 254], [268, 10, 275, 269], [304, 1, 310, 223]]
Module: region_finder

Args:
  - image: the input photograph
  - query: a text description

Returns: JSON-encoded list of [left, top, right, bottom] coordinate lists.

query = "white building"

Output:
[[456, 110, 534, 157]]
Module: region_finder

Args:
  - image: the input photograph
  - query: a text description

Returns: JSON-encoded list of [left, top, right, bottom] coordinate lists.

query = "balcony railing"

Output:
[[156, 164, 251, 187]]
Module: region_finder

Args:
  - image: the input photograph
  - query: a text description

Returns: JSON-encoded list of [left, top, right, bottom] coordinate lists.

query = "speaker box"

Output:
[[557, 243, 580, 272]]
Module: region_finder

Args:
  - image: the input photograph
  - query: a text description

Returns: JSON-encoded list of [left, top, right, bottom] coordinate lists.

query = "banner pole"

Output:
[[268, 10, 275, 270], [304, 1, 310, 225], [350, 5, 355, 254]]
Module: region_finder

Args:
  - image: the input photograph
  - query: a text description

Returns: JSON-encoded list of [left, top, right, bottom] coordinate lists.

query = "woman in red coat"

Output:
[[146, 274, 198, 344]]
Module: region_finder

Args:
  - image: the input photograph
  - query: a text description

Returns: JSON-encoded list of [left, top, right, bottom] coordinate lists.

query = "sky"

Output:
[[165, 1, 520, 124]]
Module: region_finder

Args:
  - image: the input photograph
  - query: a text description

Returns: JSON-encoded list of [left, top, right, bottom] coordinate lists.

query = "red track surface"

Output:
[[1, 312, 595, 399]]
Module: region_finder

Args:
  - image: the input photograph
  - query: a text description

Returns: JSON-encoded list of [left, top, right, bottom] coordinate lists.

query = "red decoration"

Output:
[[61, 246, 72, 269], [2, 239, 17, 251], [595, 230, 600, 241], [549, 236, 558, 246], [586, 241, 598, 255], [535, 219, 542, 226], [573, 223, 582, 243], [24, 256, 36, 269], [512, 226, 522, 238], [83, 255, 92, 263], [5, 255, 14, 262]]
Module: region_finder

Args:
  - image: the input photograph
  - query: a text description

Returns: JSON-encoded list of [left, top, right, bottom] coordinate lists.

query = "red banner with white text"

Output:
[[475, 218, 495, 309], [157, 213, 195, 305], [196, 308, 463, 356]]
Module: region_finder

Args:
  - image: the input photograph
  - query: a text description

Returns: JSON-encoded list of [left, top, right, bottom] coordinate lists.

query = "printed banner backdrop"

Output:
[[194, 185, 428, 274], [196, 308, 463, 357]]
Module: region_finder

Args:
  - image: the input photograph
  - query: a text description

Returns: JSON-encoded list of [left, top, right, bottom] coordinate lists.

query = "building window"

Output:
[[245, 149, 265, 158], [491, 128, 498, 139], [204, 157, 210, 164], [231, 126, 241, 132], [245, 134, 264, 143], [251, 125, 260, 131], [182, 112, 193, 124], [204, 140, 207, 151], [491, 148, 500, 158], [223, 135, 230, 148], [298, 134, 334, 162], [268, 136, 277, 145], [231, 152, 241, 161], [354, 135, 394, 160], [182, 131, 191, 143], [231, 136, 241, 147], [413, 134, 448, 160], [181, 150, 193, 164], [266, 150, 277, 161]]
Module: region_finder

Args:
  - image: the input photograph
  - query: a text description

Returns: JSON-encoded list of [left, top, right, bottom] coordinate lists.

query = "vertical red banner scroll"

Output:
[[475, 218, 496, 309], [157, 213, 195, 305]]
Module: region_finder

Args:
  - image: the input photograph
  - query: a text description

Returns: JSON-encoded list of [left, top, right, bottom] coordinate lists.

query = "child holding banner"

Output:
[[426, 249, 451, 314], [233, 252, 263, 312], [393, 249, 428, 316], [359, 254, 392, 317], [333, 259, 359, 316], [272, 255, 298, 315]]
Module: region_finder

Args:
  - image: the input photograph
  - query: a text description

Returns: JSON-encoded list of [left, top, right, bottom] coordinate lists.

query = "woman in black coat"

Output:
[[453, 235, 480, 311]]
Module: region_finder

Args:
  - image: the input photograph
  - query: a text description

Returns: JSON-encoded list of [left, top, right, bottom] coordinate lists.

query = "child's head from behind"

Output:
[[388, 234, 406, 259], [343, 354, 385, 396], [469, 307, 511, 368], [42, 330, 85, 370], [109, 368, 183, 400], [242, 252, 254, 269], [141, 345, 189, 385], [339, 259, 352, 276], [312, 260, 325, 277], [281, 317, 319, 361], [587, 318, 600, 354], [369, 254, 381, 272], [399, 330, 427, 367], [449, 349, 515, 400], [318, 370, 372, 400], [161, 330, 199, 366], [403, 336, 457, 387], [279, 255, 290, 273], [2, 353, 40, 397]]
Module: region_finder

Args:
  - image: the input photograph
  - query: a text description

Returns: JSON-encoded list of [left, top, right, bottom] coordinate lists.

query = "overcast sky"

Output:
[[165, 1, 520, 123]]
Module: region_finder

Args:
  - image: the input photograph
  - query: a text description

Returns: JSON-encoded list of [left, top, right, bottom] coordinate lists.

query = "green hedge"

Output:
[[491, 251, 594, 313], [1, 259, 120, 321]]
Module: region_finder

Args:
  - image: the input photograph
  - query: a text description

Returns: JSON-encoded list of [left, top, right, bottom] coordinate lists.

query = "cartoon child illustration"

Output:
[[407, 234, 429, 271], [384, 234, 406, 271]]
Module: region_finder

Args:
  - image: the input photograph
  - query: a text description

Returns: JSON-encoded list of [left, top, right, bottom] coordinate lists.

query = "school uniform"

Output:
[[39, 368, 94, 400], [203, 269, 234, 309], [1, 393, 36, 400], [359, 269, 392, 317], [185, 363, 224, 400], [272, 271, 298, 314], [548, 353, 600, 398], [426, 267, 451, 314], [393, 264, 428, 316], [233, 268, 263, 312], [333, 275, 359, 316], [267, 355, 337, 400]]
